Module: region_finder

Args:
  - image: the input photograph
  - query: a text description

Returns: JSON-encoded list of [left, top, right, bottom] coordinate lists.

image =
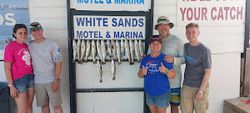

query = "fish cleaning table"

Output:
[[224, 97, 250, 113]]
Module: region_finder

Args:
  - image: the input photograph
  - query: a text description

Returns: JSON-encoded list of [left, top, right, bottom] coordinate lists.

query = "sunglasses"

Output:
[[157, 18, 168, 23], [30, 22, 41, 27]]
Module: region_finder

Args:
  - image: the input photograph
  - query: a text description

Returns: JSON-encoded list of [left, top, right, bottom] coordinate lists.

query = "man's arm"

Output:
[[173, 56, 185, 65], [52, 61, 62, 91], [196, 68, 211, 100], [173, 39, 185, 65], [199, 68, 211, 91], [51, 42, 63, 91], [55, 62, 62, 80]]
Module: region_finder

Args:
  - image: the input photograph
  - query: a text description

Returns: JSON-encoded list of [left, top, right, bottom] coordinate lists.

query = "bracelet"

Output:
[[165, 68, 169, 74], [8, 84, 14, 87]]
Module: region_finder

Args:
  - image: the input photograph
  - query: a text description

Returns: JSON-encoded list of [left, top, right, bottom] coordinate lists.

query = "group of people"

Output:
[[4, 22, 63, 113], [4, 16, 211, 113], [138, 16, 212, 113]]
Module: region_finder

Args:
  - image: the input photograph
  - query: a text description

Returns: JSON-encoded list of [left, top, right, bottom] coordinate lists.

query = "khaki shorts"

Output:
[[35, 83, 62, 107], [180, 85, 209, 113]]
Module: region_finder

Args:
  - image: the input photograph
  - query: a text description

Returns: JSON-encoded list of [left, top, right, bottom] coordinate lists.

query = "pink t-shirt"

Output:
[[4, 41, 33, 81]]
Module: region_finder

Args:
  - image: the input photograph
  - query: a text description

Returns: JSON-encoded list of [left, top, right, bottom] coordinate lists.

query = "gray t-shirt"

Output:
[[29, 39, 62, 84], [183, 43, 212, 88], [160, 35, 185, 88]]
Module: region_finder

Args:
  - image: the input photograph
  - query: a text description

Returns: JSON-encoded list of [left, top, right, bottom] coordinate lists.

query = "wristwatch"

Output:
[[198, 90, 204, 93], [55, 78, 61, 81]]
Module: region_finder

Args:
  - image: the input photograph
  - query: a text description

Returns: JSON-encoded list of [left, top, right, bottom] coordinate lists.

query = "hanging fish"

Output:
[[80, 39, 86, 63], [84, 40, 91, 62], [101, 40, 106, 64], [76, 39, 81, 62], [134, 39, 141, 62], [111, 39, 117, 59], [91, 40, 97, 63], [106, 40, 112, 59], [72, 39, 77, 62], [111, 59, 116, 80], [116, 40, 121, 64], [120, 40, 125, 60], [139, 39, 144, 58], [129, 39, 134, 65], [125, 39, 131, 64], [96, 40, 103, 63], [96, 60, 103, 83]]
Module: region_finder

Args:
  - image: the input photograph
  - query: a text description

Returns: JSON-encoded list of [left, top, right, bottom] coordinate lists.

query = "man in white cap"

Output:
[[154, 16, 185, 113]]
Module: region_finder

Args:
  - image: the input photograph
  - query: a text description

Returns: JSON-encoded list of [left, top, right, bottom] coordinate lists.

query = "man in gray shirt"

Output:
[[153, 16, 185, 113], [181, 23, 212, 113], [29, 22, 63, 113]]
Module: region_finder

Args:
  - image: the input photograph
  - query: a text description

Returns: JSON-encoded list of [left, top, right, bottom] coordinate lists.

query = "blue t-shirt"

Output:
[[140, 53, 173, 96]]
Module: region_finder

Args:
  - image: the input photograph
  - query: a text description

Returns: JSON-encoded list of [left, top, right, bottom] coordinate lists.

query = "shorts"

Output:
[[13, 74, 34, 93], [181, 85, 209, 113], [35, 83, 62, 107], [146, 92, 170, 108], [170, 88, 181, 106]]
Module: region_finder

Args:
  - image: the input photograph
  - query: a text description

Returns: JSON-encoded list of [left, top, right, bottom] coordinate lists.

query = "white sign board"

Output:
[[70, 0, 150, 11], [73, 15, 146, 39], [177, 0, 245, 26]]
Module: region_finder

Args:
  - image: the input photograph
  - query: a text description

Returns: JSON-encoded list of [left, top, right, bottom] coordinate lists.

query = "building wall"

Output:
[[29, 0, 244, 113]]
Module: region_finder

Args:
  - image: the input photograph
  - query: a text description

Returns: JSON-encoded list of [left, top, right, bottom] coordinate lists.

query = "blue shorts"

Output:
[[146, 92, 170, 108], [13, 74, 34, 93], [170, 88, 181, 106]]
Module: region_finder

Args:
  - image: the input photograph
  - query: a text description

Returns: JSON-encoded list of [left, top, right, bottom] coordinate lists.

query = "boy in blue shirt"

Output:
[[138, 35, 176, 113]]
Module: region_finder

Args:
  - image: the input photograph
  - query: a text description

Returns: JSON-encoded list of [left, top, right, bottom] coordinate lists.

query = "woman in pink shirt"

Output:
[[4, 24, 34, 113]]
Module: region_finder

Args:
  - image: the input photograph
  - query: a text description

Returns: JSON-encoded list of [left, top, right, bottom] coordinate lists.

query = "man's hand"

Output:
[[165, 55, 174, 63], [196, 90, 204, 100], [51, 80, 60, 92]]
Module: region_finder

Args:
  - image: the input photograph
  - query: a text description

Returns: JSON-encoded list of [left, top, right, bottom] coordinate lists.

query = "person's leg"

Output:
[[146, 93, 157, 113], [13, 75, 30, 113], [194, 87, 209, 113], [180, 85, 194, 113], [41, 104, 50, 113], [27, 87, 34, 113], [157, 107, 167, 113], [27, 75, 34, 113], [148, 105, 157, 113], [46, 83, 63, 113], [170, 88, 181, 113], [35, 84, 50, 113], [171, 105, 179, 113], [155, 92, 170, 113], [14, 92, 28, 113], [53, 105, 63, 113]]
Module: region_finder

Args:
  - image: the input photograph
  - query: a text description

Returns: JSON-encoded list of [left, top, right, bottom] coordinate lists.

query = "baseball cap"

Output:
[[149, 35, 161, 44], [30, 22, 43, 31], [155, 16, 174, 29]]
